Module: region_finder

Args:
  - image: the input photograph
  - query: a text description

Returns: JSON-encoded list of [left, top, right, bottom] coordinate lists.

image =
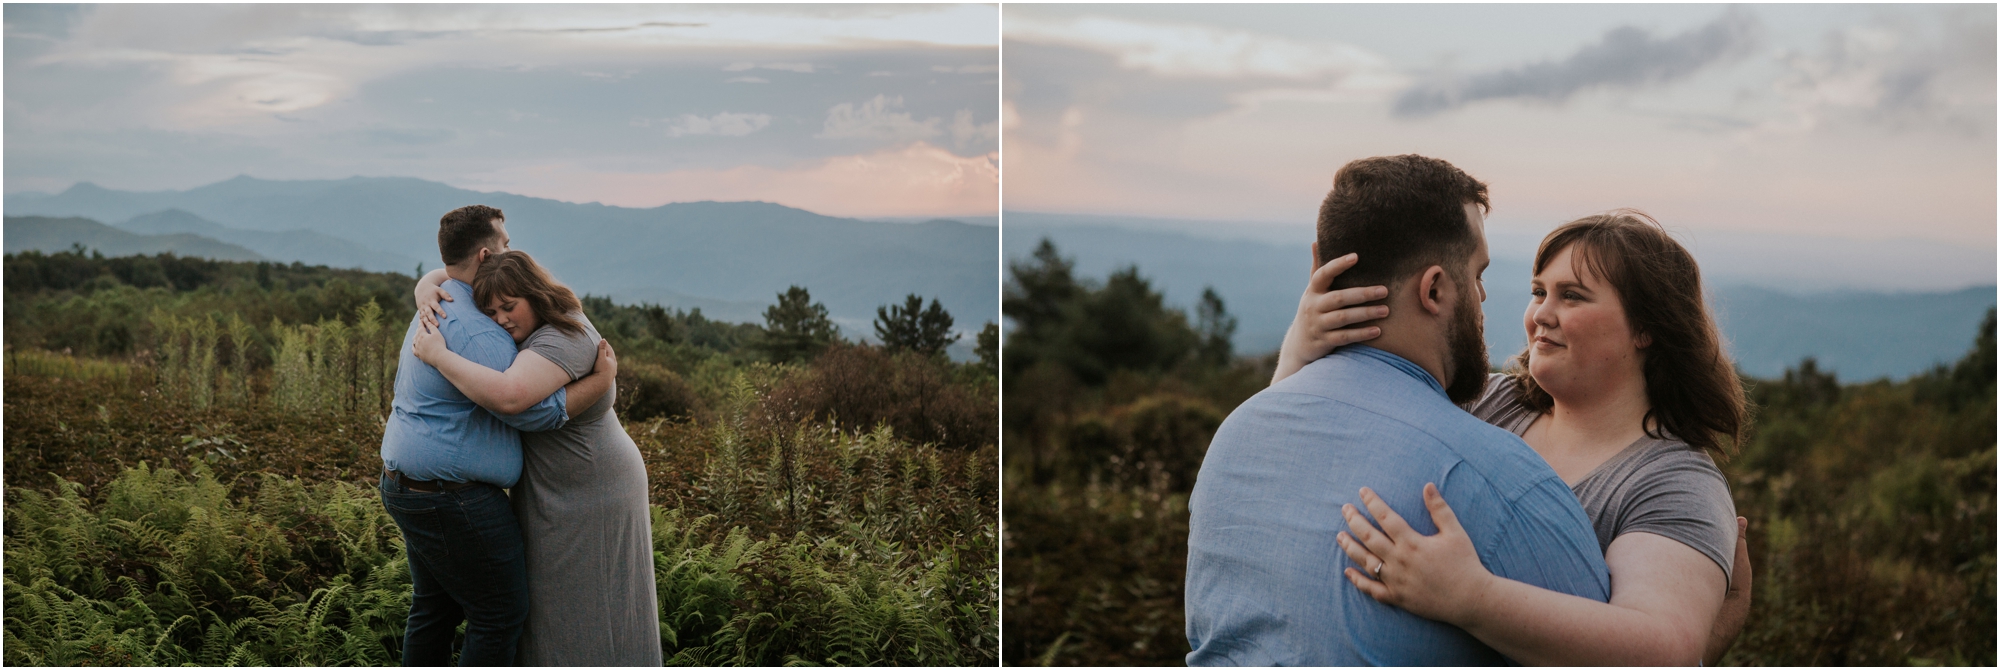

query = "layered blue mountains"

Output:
[[1005, 212, 1996, 381], [4, 176, 999, 355]]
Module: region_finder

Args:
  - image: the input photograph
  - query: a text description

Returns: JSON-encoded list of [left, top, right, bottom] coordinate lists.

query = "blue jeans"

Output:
[[378, 475, 529, 667]]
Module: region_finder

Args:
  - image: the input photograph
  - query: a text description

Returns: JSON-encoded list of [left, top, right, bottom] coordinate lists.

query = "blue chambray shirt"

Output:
[[1186, 345, 1610, 666], [380, 278, 567, 487]]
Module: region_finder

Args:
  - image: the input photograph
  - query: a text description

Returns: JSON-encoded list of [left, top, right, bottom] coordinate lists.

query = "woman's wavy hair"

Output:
[[1507, 209, 1748, 459], [471, 250, 585, 336]]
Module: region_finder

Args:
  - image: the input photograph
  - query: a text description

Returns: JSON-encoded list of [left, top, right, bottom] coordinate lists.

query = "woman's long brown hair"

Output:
[[472, 250, 585, 337], [1508, 209, 1748, 459]]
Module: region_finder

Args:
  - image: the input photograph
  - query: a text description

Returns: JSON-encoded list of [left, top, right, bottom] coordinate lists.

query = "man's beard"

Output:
[[1442, 286, 1489, 404]]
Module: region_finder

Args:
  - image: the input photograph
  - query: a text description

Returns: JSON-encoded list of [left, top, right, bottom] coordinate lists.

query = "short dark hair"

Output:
[[438, 205, 505, 266], [1315, 155, 1490, 290]]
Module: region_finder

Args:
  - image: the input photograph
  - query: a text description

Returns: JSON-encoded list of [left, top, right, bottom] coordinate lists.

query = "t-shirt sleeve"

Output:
[[1612, 449, 1738, 583], [1459, 373, 1520, 425], [522, 319, 597, 382]]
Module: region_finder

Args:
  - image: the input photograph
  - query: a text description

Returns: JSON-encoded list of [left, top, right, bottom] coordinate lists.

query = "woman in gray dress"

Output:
[[1273, 210, 1753, 665], [411, 250, 661, 666]]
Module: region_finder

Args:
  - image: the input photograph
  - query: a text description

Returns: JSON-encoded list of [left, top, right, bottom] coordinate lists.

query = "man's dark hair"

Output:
[[1315, 155, 1489, 291], [438, 205, 505, 266]]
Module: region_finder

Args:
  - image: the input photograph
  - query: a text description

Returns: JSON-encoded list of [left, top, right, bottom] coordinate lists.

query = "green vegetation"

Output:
[[1001, 239, 1995, 666], [876, 294, 962, 356], [5, 249, 997, 665]]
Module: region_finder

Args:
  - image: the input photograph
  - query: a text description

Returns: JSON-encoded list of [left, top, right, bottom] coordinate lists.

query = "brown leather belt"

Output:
[[384, 469, 477, 493]]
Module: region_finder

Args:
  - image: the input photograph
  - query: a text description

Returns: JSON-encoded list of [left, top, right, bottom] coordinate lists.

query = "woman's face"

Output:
[[1523, 244, 1649, 399], [484, 294, 540, 343]]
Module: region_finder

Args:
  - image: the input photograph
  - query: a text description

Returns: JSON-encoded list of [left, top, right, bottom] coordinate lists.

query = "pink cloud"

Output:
[[472, 142, 996, 218]]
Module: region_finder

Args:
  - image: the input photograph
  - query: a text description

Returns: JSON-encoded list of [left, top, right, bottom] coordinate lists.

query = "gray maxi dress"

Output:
[[511, 314, 661, 666]]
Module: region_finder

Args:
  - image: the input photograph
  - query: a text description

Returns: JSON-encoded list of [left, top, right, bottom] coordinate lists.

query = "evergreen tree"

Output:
[[1194, 286, 1236, 367], [875, 294, 960, 356], [975, 322, 999, 376], [759, 285, 840, 364]]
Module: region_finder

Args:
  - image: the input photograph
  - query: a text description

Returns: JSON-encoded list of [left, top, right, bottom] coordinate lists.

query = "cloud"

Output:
[[726, 76, 768, 84], [1768, 6, 1995, 136], [932, 64, 998, 74], [723, 61, 815, 73], [1393, 10, 1761, 118], [1005, 14, 1392, 80], [950, 109, 997, 149], [477, 141, 997, 216], [816, 94, 941, 141], [663, 112, 772, 137]]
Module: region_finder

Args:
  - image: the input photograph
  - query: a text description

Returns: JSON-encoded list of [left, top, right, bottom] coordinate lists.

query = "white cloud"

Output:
[[1005, 14, 1396, 81], [932, 64, 999, 74], [816, 95, 941, 141], [664, 112, 772, 137], [1764, 10, 1995, 137], [726, 76, 768, 84], [722, 62, 756, 71], [867, 70, 897, 77], [950, 109, 998, 149], [761, 62, 815, 73]]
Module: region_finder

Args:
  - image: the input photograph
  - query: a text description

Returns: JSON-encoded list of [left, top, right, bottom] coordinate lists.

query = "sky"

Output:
[[1003, 4, 1996, 265], [5, 3, 999, 218]]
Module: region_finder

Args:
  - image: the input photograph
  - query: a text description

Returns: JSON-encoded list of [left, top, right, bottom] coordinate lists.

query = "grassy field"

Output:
[[4, 250, 998, 666]]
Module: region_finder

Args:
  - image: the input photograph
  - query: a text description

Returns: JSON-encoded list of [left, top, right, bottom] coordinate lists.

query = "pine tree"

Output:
[[1194, 286, 1236, 367], [975, 322, 999, 376], [875, 294, 960, 356], [758, 285, 840, 364]]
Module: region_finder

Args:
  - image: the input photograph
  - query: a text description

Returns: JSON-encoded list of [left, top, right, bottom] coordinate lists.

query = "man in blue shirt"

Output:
[[378, 204, 614, 666], [1185, 155, 1611, 665]]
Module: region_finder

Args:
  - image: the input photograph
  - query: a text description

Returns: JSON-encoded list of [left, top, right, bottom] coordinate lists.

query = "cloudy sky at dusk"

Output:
[[6, 3, 999, 217], [1004, 4, 1994, 266]]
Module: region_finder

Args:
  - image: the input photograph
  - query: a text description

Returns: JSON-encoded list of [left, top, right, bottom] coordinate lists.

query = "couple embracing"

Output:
[[1187, 155, 1754, 665], [378, 205, 660, 666]]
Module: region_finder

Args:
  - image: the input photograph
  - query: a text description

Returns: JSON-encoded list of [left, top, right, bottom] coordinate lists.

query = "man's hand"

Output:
[[1704, 516, 1753, 665]]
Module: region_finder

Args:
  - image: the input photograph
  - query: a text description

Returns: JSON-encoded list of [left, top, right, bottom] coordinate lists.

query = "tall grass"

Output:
[[7, 349, 999, 666], [267, 300, 397, 417]]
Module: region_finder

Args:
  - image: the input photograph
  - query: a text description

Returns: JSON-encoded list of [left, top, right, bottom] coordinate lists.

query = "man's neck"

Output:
[[445, 263, 477, 285], [1368, 322, 1448, 392], [1364, 332, 1448, 390]]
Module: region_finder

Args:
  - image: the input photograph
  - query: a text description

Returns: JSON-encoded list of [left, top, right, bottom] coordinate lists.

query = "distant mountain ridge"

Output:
[[117, 209, 419, 273], [1004, 217, 1996, 381], [5, 177, 999, 352], [5, 216, 265, 263]]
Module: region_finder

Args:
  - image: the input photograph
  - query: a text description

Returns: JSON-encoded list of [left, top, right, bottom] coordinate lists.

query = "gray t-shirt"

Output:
[[1462, 373, 1736, 583], [521, 315, 612, 421]]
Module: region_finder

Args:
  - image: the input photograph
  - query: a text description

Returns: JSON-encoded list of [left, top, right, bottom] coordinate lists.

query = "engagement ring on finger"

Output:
[[1372, 562, 1383, 579]]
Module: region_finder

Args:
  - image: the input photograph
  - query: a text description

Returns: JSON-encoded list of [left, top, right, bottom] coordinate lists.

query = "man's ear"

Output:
[[1311, 242, 1321, 271], [475, 246, 492, 266], [1416, 266, 1449, 316]]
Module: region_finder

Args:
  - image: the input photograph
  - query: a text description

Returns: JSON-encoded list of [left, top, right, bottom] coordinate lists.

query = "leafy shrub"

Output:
[[764, 342, 997, 451], [617, 360, 704, 423]]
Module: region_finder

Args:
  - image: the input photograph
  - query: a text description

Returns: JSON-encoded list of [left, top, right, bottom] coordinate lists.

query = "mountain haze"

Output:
[[4, 216, 264, 263], [1004, 214, 1996, 381], [6, 177, 999, 346]]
